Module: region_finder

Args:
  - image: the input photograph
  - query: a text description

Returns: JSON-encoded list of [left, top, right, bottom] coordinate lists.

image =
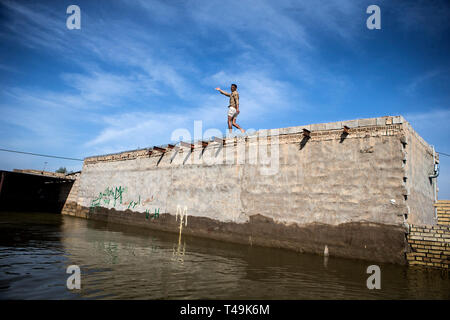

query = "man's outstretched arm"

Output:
[[215, 87, 230, 97]]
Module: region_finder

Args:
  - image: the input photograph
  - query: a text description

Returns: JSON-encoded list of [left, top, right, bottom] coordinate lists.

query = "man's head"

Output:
[[231, 83, 237, 92]]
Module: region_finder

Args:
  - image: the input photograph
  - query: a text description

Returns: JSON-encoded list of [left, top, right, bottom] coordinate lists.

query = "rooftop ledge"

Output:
[[84, 115, 431, 161]]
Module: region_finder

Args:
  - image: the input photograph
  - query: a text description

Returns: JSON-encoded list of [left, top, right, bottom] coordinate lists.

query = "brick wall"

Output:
[[435, 200, 450, 226], [407, 202, 450, 268]]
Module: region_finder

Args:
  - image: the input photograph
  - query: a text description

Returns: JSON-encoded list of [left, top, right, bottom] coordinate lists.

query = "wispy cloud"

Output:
[[401, 69, 444, 96], [1, 0, 449, 199], [84, 69, 298, 149], [1, 0, 194, 99]]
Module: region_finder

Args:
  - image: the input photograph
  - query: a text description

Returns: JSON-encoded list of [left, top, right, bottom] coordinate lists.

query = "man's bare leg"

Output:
[[228, 116, 233, 134], [232, 118, 245, 133]]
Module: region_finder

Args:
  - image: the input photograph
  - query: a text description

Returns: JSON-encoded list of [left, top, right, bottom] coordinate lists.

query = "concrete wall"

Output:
[[403, 121, 438, 225], [61, 172, 81, 216], [63, 116, 437, 264]]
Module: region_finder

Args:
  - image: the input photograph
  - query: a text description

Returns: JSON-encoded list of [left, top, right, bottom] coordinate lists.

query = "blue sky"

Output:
[[0, 0, 449, 198]]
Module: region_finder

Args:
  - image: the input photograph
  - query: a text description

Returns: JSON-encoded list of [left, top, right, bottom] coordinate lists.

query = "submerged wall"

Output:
[[63, 116, 438, 264]]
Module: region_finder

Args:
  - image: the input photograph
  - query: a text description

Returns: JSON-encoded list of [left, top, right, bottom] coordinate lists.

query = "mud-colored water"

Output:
[[0, 212, 449, 299]]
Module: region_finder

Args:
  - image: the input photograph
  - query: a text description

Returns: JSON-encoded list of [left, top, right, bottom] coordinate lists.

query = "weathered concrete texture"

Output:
[[65, 116, 438, 264], [402, 121, 438, 225], [61, 172, 81, 216], [78, 205, 408, 264]]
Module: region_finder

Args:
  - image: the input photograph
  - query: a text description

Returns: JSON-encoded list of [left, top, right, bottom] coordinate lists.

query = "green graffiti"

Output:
[[153, 208, 160, 219], [145, 208, 160, 220], [128, 195, 141, 209], [90, 186, 126, 210]]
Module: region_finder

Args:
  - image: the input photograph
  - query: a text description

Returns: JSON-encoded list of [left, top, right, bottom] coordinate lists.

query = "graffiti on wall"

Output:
[[89, 186, 159, 220], [176, 205, 188, 238], [145, 208, 160, 220], [90, 186, 127, 213], [127, 195, 140, 209], [125, 195, 155, 210], [176, 205, 188, 228]]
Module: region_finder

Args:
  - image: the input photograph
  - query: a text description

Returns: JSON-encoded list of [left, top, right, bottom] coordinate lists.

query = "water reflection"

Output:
[[0, 211, 449, 300], [172, 240, 186, 265]]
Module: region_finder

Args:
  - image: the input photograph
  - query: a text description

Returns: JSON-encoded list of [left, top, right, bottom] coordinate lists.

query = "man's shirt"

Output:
[[229, 91, 239, 108]]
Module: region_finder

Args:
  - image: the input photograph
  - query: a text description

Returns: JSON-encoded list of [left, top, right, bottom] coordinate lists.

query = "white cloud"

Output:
[[82, 69, 302, 149], [1, 0, 448, 184], [401, 69, 444, 96], [61, 71, 162, 106], [209, 70, 298, 118], [1, 0, 194, 99]]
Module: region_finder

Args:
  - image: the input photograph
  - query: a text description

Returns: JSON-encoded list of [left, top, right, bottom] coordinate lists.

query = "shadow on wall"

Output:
[[0, 170, 74, 213]]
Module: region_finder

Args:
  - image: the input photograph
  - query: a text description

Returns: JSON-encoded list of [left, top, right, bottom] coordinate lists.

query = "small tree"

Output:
[[56, 167, 67, 174]]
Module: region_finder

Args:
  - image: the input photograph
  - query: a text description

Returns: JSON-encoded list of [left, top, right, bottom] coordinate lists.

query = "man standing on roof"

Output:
[[215, 84, 245, 134]]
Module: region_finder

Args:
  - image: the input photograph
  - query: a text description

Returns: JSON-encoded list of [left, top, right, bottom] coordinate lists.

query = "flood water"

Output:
[[0, 211, 449, 300]]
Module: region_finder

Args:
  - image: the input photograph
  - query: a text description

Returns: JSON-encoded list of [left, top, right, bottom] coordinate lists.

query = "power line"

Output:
[[0, 148, 84, 161], [0, 146, 449, 161]]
